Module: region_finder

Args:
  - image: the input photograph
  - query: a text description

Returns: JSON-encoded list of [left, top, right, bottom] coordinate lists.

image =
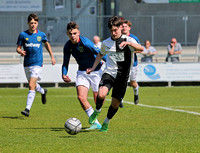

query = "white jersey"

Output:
[[100, 35, 138, 79]]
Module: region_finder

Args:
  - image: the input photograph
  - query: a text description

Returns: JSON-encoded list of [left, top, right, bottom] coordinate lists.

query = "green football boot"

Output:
[[100, 122, 109, 132], [89, 110, 100, 124]]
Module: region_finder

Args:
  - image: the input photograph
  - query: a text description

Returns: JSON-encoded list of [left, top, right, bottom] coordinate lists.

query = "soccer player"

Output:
[[86, 16, 144, 132], [16, 13, 56, 117], [62, 22, 106, 130], [122, 20, 140, 105]]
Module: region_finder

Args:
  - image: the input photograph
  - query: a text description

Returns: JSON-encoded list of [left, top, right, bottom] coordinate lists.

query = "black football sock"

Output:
[[107, 105, 118, 119], [96, 95, 104, 110]]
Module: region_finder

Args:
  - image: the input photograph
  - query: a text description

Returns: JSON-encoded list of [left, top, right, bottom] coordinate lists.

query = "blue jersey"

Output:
[[17, 30, 47, 67], [129, 33, 140, 67], [62, 36, 106, 75]]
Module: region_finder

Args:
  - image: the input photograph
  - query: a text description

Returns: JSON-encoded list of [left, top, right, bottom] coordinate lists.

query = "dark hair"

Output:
[[123, 20, 132, 27], [27, 13, 39, 23], [67, 22, 79, 31], [108, 16, 123, 29]]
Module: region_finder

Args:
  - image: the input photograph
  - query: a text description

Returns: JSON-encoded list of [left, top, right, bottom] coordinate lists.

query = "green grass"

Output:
[[0, 86, 200, 153]]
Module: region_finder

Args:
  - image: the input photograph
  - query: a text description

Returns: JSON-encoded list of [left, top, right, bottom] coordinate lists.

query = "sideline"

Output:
[[88, 97, 200, 116]]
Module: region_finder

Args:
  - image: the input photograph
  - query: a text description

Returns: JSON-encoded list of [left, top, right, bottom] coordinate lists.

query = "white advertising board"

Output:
[[0, 63, 200, 83]]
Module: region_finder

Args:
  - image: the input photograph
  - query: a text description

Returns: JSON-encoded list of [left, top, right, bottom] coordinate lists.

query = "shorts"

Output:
[[99, 73, 128, 101], [130, 66, 138, 81], [76, 70, 102, 92], [24, 66, 42, 81]]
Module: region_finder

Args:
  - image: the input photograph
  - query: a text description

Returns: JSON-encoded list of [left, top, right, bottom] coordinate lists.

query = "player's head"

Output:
[[108, 16, 123, 40], [66, 22, 80, 44], [93, 35, 100, 45], [122, 20, 132, 36], [27, 13, 39, 33]]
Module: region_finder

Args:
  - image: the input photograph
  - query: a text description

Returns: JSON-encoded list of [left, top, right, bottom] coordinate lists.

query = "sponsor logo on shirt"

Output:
[[25, 43, 40, 48]]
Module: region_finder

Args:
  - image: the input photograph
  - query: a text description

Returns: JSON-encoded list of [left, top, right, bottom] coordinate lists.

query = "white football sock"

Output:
[[26, 90, 36, 110], [35, 83, 44, 94], [134, 85, 139, 95]]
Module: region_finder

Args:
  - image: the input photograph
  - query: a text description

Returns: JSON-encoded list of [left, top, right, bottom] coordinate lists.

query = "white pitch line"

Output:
[[88, 97, 200, 116]]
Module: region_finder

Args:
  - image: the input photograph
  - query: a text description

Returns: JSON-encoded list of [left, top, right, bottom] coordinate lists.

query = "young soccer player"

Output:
[[122, 20, 140, 105], [86, 16, 144, 132], [16, 13, 56, 117], [62, 22, 106, 130]]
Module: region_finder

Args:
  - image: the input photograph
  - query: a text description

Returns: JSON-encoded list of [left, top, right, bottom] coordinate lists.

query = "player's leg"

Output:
[[100, 76, 127, 132], [130, 66, 139, 104], [21, 77, 37, 117], [76, 71, 101, 129], [89, 73, 113, 124], [35, 83, 48, 104], [32, 66, 47, 104]]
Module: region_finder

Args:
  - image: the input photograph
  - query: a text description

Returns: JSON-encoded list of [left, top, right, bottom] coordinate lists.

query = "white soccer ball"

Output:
[[64, 118, 82, 135]]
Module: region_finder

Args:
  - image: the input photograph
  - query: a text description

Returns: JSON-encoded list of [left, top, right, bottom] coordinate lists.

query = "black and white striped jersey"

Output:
[[100, 34, 138, 79]]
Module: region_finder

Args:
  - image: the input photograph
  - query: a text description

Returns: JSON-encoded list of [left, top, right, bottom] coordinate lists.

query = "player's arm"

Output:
[[16, 45, 26, 57], [120, 41, 144, 52], [44, 41, 56, 65], [86, 52, 104, 74], [62, 47, 71, 83]]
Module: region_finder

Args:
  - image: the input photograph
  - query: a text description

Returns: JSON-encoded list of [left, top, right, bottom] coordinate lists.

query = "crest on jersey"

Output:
[[25, 38, 29, 41], [78, 46, 84, 52], [37, 36, 42, 42]]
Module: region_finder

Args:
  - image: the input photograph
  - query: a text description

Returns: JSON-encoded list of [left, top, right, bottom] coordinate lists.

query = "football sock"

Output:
[[35, 83, 44, 94], [104, 117, 110, 124], [107, 105, 118, 120], [134, 85, 139, 95], [85, 107, 100, 125], [85, 107, 94, 117], [96, 96, 104, 110], [26, 90, 36, 110]]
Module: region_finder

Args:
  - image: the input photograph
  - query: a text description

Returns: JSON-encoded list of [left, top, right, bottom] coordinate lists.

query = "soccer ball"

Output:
[[64, 118, 82, 135]]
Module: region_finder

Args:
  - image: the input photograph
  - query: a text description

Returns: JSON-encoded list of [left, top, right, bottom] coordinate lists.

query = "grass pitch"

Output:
[[0, 86, 200, 153]]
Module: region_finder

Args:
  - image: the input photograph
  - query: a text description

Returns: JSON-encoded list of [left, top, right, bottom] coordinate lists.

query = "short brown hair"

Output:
[[108, 16, 123, 29], [67, 22, 79, 31], [27, 13, 39, 23], [123, 20, 132, 27]]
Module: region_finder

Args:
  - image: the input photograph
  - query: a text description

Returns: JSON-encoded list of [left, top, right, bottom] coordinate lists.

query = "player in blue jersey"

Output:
[[16, 13, 56, 117], [122, 20, 140, 105], [87, 16, 144, 132], [62, 22, 106, 130]]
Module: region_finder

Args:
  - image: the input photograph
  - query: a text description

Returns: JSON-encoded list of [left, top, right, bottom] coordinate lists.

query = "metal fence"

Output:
[[0, 15, 200, 46]]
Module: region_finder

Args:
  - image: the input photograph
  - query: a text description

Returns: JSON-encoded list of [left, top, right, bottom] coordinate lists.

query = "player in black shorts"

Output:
[[86, 16, 144, 132]]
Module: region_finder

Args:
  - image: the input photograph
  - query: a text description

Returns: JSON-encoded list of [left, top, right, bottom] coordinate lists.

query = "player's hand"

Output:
[[119, 41, 129, 49], [86, 68, 93, 74], [19, 51, 26, 57], [62, 75, 71, 83], [51, 57, 56, 65]]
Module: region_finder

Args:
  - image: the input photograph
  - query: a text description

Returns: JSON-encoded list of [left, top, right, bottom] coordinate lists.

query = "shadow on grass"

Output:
[[1, 116, 24, 119]]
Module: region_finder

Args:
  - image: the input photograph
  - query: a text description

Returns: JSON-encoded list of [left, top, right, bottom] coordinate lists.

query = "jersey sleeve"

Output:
[[42, 32, 48, 43], [62, 43, 71, 75], [127, 36, 139, 51], [16, 32, 24, 46]]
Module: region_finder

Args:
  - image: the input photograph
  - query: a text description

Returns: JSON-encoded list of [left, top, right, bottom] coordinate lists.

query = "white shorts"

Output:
[[130, 66, 138, 81], [24, 66, 42, 81], [76, 70, 102, 92]]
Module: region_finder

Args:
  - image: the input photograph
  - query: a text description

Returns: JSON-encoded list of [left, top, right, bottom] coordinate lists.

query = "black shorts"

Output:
[[99, 73, 128, 101]]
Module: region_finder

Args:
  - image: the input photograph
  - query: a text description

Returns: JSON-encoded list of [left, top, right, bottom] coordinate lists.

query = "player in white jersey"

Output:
[[87, 16, 144, 132], [16, 13, 56, 117]]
